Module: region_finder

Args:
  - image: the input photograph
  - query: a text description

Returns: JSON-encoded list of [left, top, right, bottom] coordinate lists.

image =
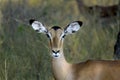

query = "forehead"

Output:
[[49, 26, 63, 36]]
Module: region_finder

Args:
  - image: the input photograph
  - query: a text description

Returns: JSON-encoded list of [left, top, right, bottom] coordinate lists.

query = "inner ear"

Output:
[[64, 21, 83, 35], [29, 19, 48, 34]]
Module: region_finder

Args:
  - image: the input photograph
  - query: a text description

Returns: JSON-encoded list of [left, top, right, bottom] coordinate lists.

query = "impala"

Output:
[[29, 19, 120, 80]]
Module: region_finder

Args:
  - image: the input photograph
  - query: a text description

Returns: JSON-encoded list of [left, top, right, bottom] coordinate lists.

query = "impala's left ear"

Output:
[[29, 19, 48, 34], [64, 21, 83, 35]]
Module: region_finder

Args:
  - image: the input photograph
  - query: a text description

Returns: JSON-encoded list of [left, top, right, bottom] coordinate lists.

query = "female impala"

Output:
[[29, 19, 120, 80]]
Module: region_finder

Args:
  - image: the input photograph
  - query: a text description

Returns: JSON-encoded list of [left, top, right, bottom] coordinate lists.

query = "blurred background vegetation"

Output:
[[0, 0, 120, 80]]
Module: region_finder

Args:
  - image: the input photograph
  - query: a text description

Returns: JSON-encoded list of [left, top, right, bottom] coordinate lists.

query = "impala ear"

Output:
[[64, 21, 83, 35], [29, 19, 47, 34]]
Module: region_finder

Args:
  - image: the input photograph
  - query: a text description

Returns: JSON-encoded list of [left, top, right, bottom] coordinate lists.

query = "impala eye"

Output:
[[46, 33, 52, 39], [62, 35, 66, 38], [46, 34, 50, 38], [60, 32, 66, 39]]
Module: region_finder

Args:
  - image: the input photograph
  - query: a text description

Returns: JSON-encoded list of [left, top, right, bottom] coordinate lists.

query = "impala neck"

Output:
[[51, 49, 72, 80]]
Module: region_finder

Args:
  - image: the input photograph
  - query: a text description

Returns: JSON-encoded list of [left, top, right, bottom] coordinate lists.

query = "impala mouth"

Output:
[[54, 55, 59, 57], [52, 53, 60, 58]]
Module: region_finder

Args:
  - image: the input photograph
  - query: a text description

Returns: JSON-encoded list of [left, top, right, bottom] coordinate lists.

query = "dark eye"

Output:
[[46, 33, 52, 39], [46, 34, 50, 38], [62, 35, 66, 38]]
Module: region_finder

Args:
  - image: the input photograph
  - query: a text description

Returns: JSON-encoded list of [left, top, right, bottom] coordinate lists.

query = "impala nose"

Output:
[[52, 50, 60, 58], [52, 50, 60, 54]]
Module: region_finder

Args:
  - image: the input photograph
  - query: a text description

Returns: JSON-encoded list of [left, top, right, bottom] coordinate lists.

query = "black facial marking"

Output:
[[52, 26, 61, 31], [52, 50, 55, 53], [29, 19, 35, 25], [56, 50, 60, 53]]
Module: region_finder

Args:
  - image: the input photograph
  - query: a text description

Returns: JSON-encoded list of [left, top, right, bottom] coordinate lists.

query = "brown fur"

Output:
[[48, 27, 120, 80], [72, 60, 120, 80]]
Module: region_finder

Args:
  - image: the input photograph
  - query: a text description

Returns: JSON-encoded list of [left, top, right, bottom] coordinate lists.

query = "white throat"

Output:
[[52, 52, 72, 80]]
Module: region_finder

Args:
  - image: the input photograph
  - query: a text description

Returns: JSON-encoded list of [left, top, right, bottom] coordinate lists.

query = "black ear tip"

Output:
[[77, 21, 83, 26], [29, 19, 35, 25]]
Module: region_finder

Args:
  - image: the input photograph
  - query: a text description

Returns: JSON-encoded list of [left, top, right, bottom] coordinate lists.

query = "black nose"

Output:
[[52, 50, 60, 54]]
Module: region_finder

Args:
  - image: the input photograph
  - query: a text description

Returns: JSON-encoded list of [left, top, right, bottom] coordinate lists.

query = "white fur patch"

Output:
[[65, 22, 80, 35]]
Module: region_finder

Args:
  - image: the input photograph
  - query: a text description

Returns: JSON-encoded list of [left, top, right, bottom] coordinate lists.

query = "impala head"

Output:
[[29, 19, 83, 58]]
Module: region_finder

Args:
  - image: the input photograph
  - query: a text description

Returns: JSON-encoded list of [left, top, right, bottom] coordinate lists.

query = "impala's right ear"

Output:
[[29, 19, 47, 34]]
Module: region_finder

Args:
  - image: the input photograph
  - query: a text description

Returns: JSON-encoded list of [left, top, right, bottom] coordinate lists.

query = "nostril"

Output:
[[52, 50, 60, 54], [52, 50, 56, 53], [57, 50, 60, 53]]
